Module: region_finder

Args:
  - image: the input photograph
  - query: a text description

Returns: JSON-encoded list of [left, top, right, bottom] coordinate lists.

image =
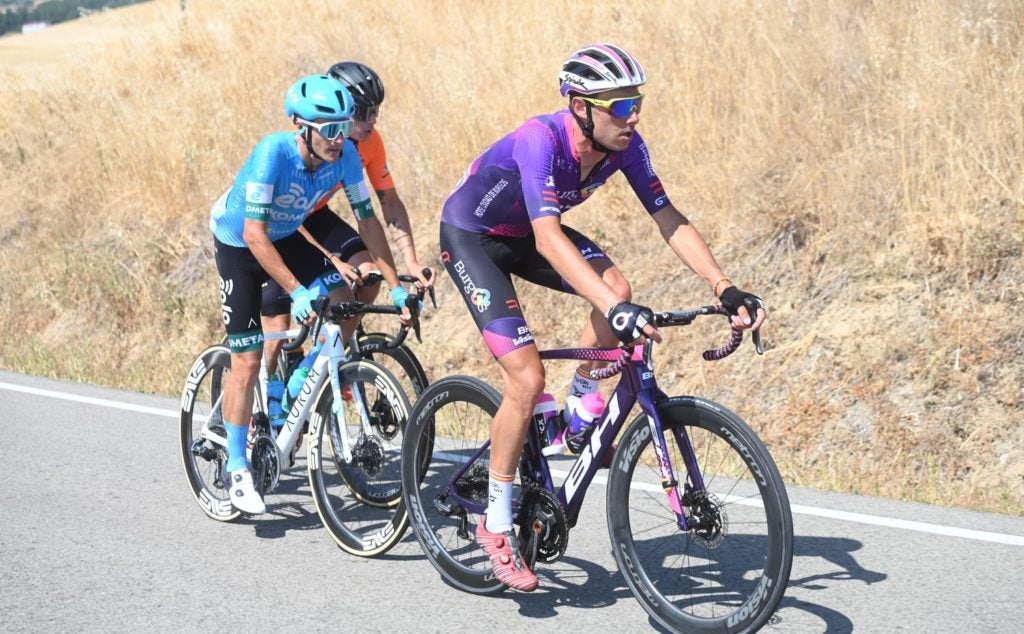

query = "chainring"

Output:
[[250, 433, 281, 495], [517, 486, 569, 565]]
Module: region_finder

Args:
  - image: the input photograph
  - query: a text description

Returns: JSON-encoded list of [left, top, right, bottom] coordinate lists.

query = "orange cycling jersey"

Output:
[[313, 128, 395, 213]]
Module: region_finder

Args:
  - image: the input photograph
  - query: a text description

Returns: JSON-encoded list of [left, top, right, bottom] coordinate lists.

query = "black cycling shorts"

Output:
[[439, 221, 610, 359], [214, 231, 334, 353], [261, 209, 367, 316]]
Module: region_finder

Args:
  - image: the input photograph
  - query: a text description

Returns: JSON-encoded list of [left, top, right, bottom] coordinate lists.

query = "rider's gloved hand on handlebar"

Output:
[[290, 284, 318, 324], [390, 286, 415, 327], [605, 301, 661, 345], [719, 286, 767, 330]]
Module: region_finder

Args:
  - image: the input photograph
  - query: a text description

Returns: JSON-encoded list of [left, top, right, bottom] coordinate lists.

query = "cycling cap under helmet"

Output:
[[327, 61, 385, 113], [558, 44, 646, 97], [284, 74, 355, 121]]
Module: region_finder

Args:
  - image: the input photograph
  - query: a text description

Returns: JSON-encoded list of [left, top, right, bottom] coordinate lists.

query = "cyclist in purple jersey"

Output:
[[439, 44, 767, 591]]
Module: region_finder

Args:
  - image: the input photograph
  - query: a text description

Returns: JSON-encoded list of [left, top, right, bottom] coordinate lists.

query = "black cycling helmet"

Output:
[[326, 61, 384, 120]]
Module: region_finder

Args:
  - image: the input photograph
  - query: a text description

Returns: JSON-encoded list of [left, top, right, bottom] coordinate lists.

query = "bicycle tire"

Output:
[[354, 332, 430, 399], [179, 344, 243, 522], [607, 397, 793, 633], [307, 358, 412, 557], [401, 376, 512, 594]]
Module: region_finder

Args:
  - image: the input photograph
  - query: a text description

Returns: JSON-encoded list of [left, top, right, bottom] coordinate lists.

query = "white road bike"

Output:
[[179, 286, 427, 557]]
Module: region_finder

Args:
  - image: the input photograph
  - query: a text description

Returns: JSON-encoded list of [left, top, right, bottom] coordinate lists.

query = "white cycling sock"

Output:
[[486, 470, 515, 532], [564, 367, 599, 423]]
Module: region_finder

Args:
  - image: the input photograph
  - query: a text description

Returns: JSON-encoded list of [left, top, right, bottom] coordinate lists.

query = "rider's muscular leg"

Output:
[[490, 345, 546, 475], [223, 350, 261, 469]]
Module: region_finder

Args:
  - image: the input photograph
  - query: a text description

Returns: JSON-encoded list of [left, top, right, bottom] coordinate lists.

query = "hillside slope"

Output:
[[0, 0, 1021, 513]]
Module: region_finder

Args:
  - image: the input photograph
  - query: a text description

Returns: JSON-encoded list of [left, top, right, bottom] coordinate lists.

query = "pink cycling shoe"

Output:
[[475, 516, 538, 592]]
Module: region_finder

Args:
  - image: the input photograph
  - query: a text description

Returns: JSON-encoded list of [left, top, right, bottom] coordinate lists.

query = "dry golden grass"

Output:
[[0, 0, 1021, 514]]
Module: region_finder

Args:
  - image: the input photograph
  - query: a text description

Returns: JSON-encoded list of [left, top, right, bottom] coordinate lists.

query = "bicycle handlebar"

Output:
[[283, 271, 432, 351], [587, 304, 762, 380], [653, 304, 765, 359], [348, 267, 437, 309]]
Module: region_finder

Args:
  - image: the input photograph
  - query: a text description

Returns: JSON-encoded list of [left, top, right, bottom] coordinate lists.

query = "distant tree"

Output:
[[0, 0, 150, 35]]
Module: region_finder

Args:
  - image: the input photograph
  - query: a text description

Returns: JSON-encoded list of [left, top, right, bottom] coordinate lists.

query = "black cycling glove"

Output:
[[719, 286, 766, 321], [605, 301, 654, 344]]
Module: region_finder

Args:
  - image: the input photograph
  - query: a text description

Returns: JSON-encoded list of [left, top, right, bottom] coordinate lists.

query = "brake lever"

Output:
[[752, 328, 764, 355], [422, 267, 436, 308], [406, 295, 422, 343]]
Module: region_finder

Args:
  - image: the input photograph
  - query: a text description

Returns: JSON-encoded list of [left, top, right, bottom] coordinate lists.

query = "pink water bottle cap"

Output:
[[580, 392, 605, 416], [534, 392, 558, 416]]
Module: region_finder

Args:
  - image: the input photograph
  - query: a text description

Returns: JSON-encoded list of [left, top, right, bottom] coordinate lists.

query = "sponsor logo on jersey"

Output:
[[637, 141, 656, 177], [246, 182, 273, 203], [474, 178, 509, 217], [274, 182, 333, 214]]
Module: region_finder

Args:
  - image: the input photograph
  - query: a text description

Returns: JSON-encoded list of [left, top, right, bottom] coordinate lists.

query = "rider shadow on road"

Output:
[[478, 532, 885, 633], [770, 533, 887, 633], [237, 472, 324, 539]]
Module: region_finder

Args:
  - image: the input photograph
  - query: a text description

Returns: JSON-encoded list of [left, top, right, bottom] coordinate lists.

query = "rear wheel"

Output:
[[607, 397, 793, 633], [307, 359, 412, 557], [401, 376, 515, 594], [179, 344, 243, 522]]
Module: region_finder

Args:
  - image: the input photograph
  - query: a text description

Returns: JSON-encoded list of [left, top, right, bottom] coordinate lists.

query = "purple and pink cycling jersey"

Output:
[[440, 110, 672, 359], [441, 110, 670, 235]]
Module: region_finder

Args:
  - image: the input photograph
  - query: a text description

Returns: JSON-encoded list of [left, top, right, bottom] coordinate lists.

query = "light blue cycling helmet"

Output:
[[284, 74, 355, 121]]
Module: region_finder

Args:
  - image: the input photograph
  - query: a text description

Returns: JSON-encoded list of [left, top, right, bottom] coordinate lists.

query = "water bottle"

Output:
[[566, 392, 606, 453], [533, 393, 565, 456], [267, 374, 287, 429], [286, 345, 319, 402]]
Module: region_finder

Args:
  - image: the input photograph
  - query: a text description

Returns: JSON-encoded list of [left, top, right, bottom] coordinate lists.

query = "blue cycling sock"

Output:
[[225, 422, 249, 472]]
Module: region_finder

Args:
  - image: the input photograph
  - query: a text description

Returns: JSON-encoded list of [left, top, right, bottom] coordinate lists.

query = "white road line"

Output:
[[0, 381, 179, 418], [435, 452, 1024, 547], [5, 381, 1024, 546]]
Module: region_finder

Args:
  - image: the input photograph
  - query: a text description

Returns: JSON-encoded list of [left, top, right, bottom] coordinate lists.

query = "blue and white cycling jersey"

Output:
[[210, 132, 373, 247]]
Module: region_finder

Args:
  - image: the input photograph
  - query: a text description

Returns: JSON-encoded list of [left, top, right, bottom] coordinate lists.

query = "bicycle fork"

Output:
[[638, 390, 700, 533], [321, 322, 376, 464]]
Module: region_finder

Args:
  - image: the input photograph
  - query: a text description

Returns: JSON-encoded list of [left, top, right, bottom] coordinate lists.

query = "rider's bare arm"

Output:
[[532, 215, 622, 314], [651, 205, 731, 295], [378, 188, 434, 288]]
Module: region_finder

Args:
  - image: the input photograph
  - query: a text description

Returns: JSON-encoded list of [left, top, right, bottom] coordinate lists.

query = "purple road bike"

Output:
[[400, 305, 793, 633]]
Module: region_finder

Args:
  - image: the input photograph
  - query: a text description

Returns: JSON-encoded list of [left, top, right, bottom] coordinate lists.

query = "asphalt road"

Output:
[[1, 370, 1022, 633]]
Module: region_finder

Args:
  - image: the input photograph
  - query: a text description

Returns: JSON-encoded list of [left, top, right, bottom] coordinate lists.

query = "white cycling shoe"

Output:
[[229, 469, 266, 515]]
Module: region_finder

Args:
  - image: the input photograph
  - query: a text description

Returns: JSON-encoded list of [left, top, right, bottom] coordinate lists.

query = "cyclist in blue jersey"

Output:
[[439, 44, 767, 591], [260, 61, 434, 372], [210, 74, 403, 515]]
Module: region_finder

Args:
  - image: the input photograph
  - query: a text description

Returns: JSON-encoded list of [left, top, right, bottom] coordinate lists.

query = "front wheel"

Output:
[[607, 397, 793, 633], [307, 359, 412, 557]]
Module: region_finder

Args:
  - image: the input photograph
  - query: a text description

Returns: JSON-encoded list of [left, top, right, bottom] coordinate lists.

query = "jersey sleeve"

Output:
[[358, 129, 396, 192], [620, 131, 671, 214], [339, 139, 376, 220], [512, 120, 561, 222], [242, 138, 284, 222]]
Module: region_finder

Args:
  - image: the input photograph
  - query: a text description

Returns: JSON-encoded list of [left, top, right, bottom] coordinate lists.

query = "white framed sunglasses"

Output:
[[296, 117, 353, 141]]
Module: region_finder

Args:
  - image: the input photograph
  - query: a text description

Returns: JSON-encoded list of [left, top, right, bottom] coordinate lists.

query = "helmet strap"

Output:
[[569, 99, 615, 155], [300, 126, 327, 167]]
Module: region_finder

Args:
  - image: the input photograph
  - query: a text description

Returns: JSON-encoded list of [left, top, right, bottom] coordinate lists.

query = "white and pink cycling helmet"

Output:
[[558, 44, 647, 97]]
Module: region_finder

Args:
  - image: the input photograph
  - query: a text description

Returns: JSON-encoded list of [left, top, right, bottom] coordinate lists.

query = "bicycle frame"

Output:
[[197, 321, 371, 470], [261, 320, 377, 464], [443, 341, 697, 530]]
